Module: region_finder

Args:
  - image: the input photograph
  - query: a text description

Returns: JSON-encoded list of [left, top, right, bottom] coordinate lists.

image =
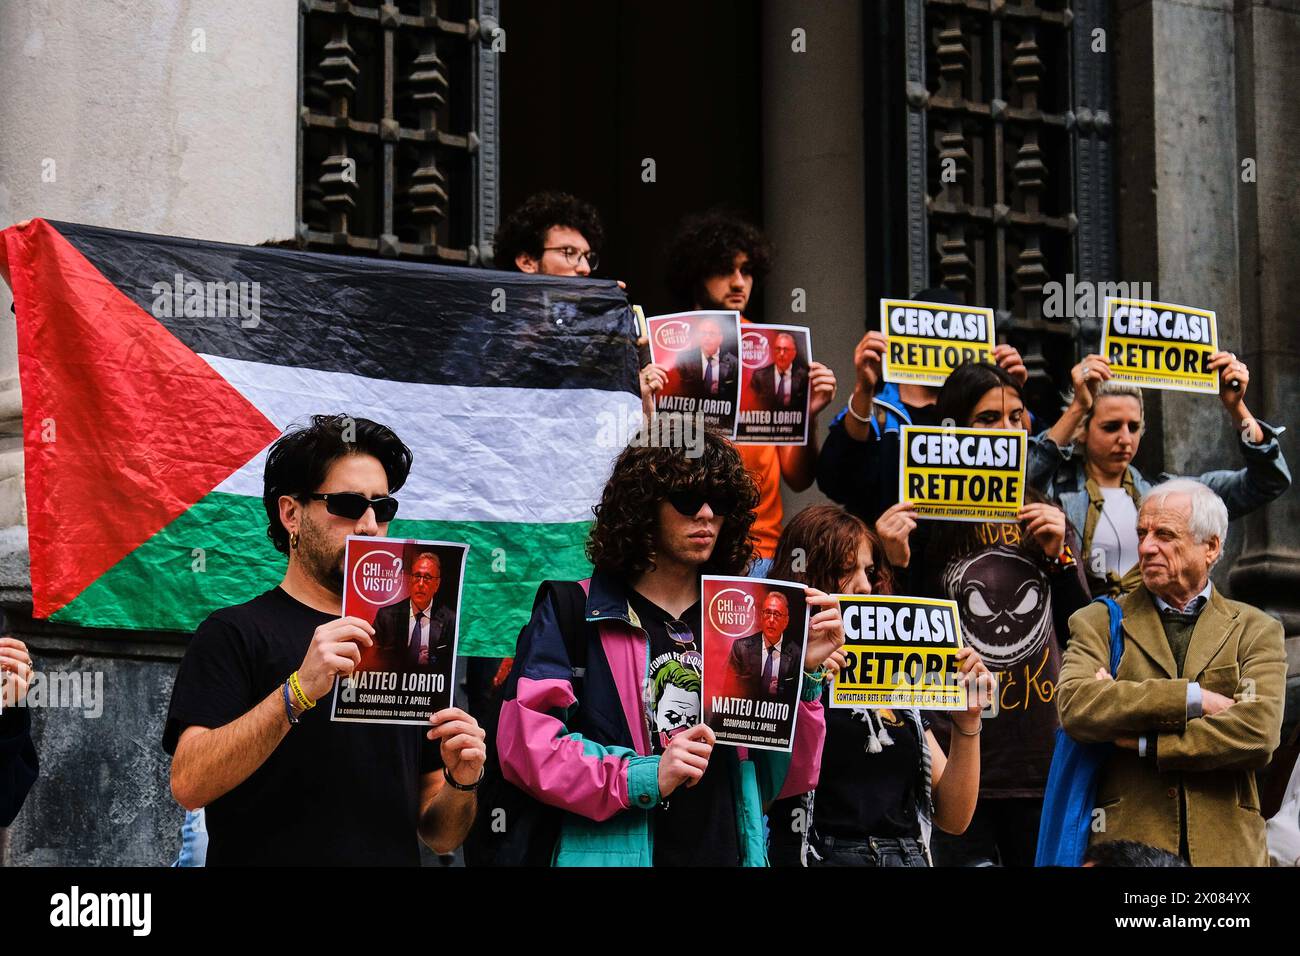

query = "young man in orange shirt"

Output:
[[648, 212, 837, 575]]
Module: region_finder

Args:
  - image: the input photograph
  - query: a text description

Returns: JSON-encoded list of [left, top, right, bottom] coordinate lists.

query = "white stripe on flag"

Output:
[[203, 355, 639, 524]]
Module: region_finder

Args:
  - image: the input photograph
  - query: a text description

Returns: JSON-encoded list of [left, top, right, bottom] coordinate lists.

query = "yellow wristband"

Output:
[[289, 671, 315, 710]]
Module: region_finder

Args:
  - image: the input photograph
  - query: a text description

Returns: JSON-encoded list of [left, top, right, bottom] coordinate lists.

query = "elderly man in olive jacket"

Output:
[[1058, 479, 1285, 866]]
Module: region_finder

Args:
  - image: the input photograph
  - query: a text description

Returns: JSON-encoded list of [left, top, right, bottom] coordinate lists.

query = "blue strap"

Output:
[[870, 382, 912, 438], [1094, 596, 1124, 675]]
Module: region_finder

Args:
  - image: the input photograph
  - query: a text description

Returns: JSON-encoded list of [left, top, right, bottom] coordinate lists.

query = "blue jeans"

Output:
[[172, 808, 208, 867]]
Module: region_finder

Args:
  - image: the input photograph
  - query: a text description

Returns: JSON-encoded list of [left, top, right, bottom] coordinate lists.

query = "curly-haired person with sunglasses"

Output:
[[495, 429, 844, 866], [162, 415, 485, 866]]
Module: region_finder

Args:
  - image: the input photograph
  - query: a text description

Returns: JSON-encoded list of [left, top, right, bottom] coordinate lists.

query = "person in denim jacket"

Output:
[[1027, 352, 1290, 598]]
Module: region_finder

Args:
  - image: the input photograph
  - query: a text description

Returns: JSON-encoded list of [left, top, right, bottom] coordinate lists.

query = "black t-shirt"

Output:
[[922, 523, 1062, 798], [627, 588, 740, 867], [769, 706, 925, 864], [163, 587, 442, 866], [815, 707, 923, 839]]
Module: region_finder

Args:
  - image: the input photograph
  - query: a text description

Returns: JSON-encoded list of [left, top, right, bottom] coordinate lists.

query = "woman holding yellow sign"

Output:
[[1027, 351, 1290, 598], [764, 505, 993, 867], [877, 362, 1091, 868]]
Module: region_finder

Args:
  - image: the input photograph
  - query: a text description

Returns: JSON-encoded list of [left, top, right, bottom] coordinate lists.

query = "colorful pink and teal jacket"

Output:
[[497, 572, 827, 866]]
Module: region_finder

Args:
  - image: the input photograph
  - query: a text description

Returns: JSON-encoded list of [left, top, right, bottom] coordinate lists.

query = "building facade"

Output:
[[0, 0, 1295, 864]]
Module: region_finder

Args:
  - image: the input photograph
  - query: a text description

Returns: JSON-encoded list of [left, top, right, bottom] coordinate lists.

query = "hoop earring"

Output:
[[290, 531, 300, 550]]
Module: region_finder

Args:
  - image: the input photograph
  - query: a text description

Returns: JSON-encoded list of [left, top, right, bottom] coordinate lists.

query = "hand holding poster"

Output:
[[701, 575, 809, 751], [832, 595, 967, 710], [647, 310, 742, 436], [880, 298, 996, 386], [1100, 298, 1219, 393], [900, 424, 1026, 522], [331, 536, 467, 725], [736, 324, 812, 445]]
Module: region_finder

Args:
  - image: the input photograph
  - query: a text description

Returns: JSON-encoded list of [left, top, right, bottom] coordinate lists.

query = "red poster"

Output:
[[646, 310, 741, 436], [330, 535, 468, 725], [736, 323, 812, 445], [701, 574, 809, 752]]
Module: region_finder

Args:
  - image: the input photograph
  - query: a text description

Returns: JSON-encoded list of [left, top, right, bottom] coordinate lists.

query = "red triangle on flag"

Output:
[[0, 219, 282, 619]]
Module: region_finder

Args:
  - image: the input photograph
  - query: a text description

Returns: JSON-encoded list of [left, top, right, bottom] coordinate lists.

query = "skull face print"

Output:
[[943, 546, 1051, 669]]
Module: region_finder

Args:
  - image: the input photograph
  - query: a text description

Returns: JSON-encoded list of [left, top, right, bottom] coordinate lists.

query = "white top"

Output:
[[1091, 487, 1140, 577]]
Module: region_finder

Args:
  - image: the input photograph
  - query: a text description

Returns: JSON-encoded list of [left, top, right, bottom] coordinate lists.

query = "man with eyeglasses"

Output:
[[724, 591, 799, 701], [494, 429, 844, 866], [163, 414, 485, 866], [495, 190, 603, 278], [749, 332, 809, 411], [370, 552, 455, 673]]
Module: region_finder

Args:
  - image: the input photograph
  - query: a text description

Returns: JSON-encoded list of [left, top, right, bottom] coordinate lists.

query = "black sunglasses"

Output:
[[308, 492, 399, 523], [666, 489, 737, 518]]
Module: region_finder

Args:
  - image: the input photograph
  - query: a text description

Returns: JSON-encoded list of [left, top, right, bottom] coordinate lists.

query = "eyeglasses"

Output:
[[760, 609, 787, 619], [542, 246, 599, 272], [410, 572, 439, 583], [666, 489, 737, 518], [307, 492, 399, 523]]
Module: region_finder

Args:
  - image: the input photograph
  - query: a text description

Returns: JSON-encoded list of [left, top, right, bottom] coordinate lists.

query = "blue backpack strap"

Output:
[[1093, 596, 1124, 675]]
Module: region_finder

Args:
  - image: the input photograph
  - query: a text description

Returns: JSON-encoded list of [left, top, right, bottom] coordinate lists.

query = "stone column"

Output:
[[760, 0, 868, 517], [1226, 0, 1300, 661], [1115, 0, 1300, 709], [0, 0, 298, 865]]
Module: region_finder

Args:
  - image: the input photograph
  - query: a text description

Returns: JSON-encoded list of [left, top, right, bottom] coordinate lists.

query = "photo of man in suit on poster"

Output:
[[674, 315, 738, 400], [724, 590, 800, 700], [372, 550, 457, 675], [747, 331, 808, 411]]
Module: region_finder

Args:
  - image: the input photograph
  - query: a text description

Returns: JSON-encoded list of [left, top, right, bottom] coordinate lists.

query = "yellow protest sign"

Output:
[[1100, 298, 1218, 394], [880, 298, 996, 386], [899, 425, 1026, 522], [831, 595, 967, 710]]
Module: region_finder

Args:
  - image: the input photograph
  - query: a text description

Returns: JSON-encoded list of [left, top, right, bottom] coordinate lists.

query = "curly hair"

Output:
[[494, 191, 604, 269], [664, 209, 772, 309], [769, 505, 894, 596], [587, 429, 758, 579]]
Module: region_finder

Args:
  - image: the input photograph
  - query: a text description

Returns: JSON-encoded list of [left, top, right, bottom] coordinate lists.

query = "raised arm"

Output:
[[169, 616, 372, 809]]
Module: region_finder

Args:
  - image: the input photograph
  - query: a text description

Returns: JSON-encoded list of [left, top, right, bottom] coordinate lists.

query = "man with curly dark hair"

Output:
[[495, 429, 843, 866], [646, 211, 839, 575], [494, 190, 604, 276]]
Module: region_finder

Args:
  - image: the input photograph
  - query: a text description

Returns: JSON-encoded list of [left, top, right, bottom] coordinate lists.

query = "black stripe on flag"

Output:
[[50, 220, 639, 395]]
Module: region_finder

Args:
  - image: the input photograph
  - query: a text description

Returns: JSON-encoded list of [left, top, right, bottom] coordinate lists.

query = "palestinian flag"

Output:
[[0, 219, 640, 656]]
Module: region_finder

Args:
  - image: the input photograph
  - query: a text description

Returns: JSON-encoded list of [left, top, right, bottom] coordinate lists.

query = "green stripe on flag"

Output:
[[51, 490, 594, 657]]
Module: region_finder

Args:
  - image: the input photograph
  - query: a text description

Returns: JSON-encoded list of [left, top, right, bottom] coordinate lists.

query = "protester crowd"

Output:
[[0, 192, 1293, 869]]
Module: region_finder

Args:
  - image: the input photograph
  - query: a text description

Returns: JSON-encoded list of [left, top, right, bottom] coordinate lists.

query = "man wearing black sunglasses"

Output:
[[496, 430, 843, 866], [163, 414, 485, 865]]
